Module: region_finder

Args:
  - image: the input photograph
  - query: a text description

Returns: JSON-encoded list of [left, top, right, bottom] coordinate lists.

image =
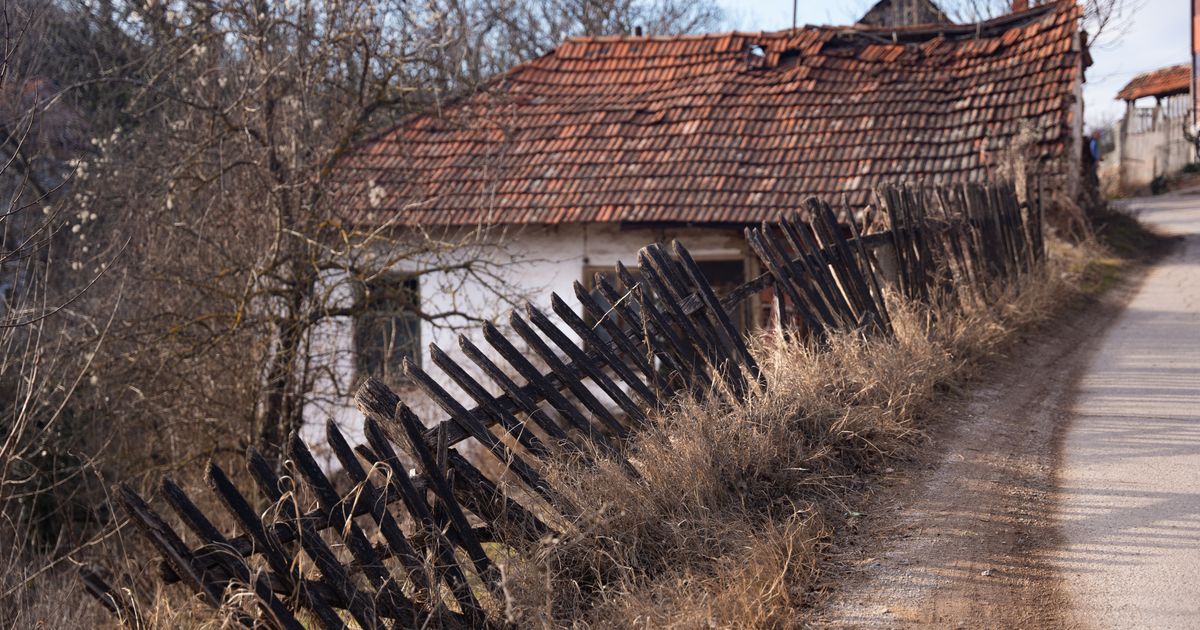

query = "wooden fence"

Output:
[[81, 181, 1045, 628]]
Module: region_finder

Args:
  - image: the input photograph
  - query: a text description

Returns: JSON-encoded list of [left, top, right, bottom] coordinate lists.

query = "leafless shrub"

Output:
[[5, 0, 727, 625], [940, 0, 1144, 48]]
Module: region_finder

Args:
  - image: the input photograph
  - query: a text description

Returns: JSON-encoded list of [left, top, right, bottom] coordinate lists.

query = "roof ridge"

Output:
[[335, 0, 1084, 227], [1129, 62, 1190, 73], [1116, 62, 1192, 101], [557, 0, 1074, 47], [561, 30, 765, 44]]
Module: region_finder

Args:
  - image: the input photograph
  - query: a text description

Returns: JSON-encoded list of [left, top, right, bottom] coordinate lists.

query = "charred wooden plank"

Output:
[[429, 343, 552, 459], [746, 226, 824, 336], [456, 336, 585, 455], [80, 567, 147, 629], [553, 291, 660, 410], [572, 280, 657, 384], [760, 220, 843, 330], [286, 434, 422, 626], [361, 416, 503, 605], [355, 378, 553, 541], [814, 198, 882, 320], [638, 246, 744, 393], [119, 484, 257, 628], [595, 274, 697, 391], [507, 311, 629, 437], [779, 211, 855, 329], [403, 358, 563, 513], [842, 199, 893, 332], [481, 321, 608, 443], [392, 407, 505, 590], [204, 462, 348, 627], [244, 449, 385, 629], [159, 477, 306, 630], [530, 298, 651, 422], [323, 422, 445, 611], [616, 260, 711, 391], [672, 240, 761, 385]]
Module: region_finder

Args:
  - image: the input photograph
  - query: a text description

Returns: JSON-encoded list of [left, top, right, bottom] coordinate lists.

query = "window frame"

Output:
[[582, 254, 756, 332], [353, 272, 422, 383]]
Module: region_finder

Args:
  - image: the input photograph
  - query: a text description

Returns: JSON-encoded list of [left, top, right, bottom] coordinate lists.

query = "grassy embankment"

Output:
[[2, 207, 1169, 629], [497, 210, 1169, 628]]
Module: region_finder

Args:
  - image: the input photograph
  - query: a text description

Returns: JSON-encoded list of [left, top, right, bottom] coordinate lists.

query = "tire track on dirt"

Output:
[[813, 266, 1144, 629]]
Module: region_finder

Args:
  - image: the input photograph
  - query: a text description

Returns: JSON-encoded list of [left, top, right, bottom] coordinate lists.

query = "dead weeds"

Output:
[[498, 237, 1104, 629], [8, 234, 1138, 630]]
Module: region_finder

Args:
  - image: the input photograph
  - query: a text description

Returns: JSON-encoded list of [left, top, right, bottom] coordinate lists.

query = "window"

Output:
[[355, 275, 421, 381], [583, 257, 751, 331], [694, 259, 750, 331]]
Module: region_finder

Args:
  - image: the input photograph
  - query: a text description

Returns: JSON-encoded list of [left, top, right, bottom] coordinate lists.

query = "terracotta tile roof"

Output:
[[334, 1, 1083, 226], [1116, 63, 1190, 101]]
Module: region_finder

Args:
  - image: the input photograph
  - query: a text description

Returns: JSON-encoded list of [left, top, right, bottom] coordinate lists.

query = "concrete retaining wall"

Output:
[[1104, 94, 1195, 191]]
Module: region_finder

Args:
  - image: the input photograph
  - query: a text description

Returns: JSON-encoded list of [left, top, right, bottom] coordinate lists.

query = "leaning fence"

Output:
[[80, 180, 1045, 628]]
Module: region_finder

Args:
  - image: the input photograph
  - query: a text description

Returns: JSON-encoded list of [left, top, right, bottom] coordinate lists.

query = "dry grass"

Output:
[[498, 237, 1101, 629], [3, 238, 1112, 629], [1, 564, 110, 629], [0, 538, 219, 629]]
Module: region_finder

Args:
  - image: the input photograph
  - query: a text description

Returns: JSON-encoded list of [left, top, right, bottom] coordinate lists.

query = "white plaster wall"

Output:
[[1117, 122, 1194, 188], [300, 223, 748, 464], [1108, 95, 1195, 191]]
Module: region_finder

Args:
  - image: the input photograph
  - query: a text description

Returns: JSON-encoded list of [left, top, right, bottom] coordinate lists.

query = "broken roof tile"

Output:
[[333, 1, 1082, 226]]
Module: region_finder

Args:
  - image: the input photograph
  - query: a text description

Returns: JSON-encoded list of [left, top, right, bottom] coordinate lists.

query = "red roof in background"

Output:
[[334, 1, 1083, 226], [1116, 64, 1190, 101]]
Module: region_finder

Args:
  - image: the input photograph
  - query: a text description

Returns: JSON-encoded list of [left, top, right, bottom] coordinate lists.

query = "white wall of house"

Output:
[[300, 222, 750, 463], [1103, 94, 1195, 191]]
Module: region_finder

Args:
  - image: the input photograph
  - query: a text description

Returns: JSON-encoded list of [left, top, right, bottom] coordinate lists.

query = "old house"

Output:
[[313, 1, 1090, 434], [1103, 63, 1195, 191]]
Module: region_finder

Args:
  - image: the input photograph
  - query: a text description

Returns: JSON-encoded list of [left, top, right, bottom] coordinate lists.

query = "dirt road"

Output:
[[816, 192, 1199, 628], [1057, 194, 1200, 629]]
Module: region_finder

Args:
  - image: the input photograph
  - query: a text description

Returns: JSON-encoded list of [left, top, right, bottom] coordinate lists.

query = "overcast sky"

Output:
[[715, 0, 1187, 130]]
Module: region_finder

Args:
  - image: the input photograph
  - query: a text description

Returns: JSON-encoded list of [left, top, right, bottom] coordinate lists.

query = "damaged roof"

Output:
[[334, 0, 1083, 226], [1116, 63, 1190, 102]]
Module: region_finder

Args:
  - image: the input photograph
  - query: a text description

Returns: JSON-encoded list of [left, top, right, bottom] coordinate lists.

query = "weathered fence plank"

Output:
[[84, 181, 1047, 629]]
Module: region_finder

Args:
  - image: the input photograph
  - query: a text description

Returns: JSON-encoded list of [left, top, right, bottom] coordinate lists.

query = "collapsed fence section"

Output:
[[81, 181, 1044, 628]]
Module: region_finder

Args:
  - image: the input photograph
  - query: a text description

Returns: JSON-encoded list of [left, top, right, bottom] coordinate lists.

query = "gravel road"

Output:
[[815, 193, 1198, 628]]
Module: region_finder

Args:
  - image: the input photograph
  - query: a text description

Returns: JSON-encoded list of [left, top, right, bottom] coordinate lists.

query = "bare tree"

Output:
[[54, 0, 490, 468], [36, 0, 723, 476], [0, 5, 131, 626], [486, 0, 724, 72], [940, 0, 1144, 47]]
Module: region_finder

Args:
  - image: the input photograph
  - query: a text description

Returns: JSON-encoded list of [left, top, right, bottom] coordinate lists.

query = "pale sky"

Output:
[[715, 0, 1188, 130]]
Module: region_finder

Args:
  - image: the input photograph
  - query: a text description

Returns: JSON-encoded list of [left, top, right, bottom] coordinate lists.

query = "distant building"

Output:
[[857, 0, 950, 27], [1104, 64, 1194, 191]]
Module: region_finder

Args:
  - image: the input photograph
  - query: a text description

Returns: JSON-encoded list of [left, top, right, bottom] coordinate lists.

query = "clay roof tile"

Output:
[[333, 0, 1082, 226], [1116, 63, 1190, 101]]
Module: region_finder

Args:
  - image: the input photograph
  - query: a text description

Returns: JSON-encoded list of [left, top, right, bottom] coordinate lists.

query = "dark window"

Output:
[[583, 258, 749, 331], [355, 275, 421, 381], [694, 259, 749, 330]]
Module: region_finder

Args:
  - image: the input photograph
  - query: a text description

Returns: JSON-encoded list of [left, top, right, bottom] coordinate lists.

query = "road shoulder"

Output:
[[810, 262, 1149, 629]]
